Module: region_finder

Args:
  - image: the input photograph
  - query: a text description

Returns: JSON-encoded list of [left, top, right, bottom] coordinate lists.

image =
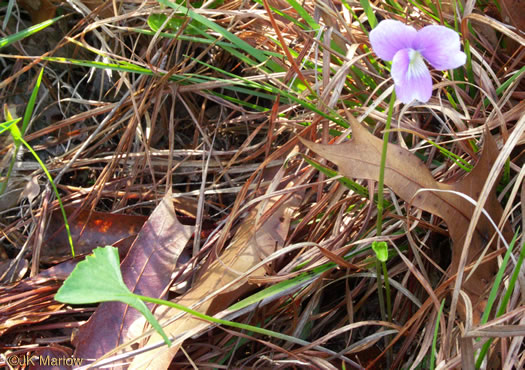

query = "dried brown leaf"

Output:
[[42, 208, 147, 261]]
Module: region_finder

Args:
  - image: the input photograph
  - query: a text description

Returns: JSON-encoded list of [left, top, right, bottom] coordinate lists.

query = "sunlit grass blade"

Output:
[[22, 68, 44, 135], [483, 65, 525, 107], [0, 117, 21, 135], [0, 15, 64, 49], [359, 0, 378, 29]]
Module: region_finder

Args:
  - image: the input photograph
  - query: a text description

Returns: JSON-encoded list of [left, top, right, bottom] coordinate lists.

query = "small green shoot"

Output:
[[0, 117, 21, 135], [55, 246, 172, 346], [17, 137, 75, 256]]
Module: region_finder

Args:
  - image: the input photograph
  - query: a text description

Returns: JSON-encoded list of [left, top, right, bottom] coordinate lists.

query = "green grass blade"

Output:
[[137, 293, 356, 363], [254, 0, 319, 30], [476, 230, 522, 368], [158, 0, 283, 72], [2, 0, 15, 30], [0, 117, 21, 135], [228, 245, 374, 312], [128, 27, 284, 59], [359, 0, 378, 29], [22, 68, 44, 135], [302, 156, 368, 198], [423, 137, 473, 172], [430, 299, 446, 369], [0, 15, 64, 49], [478, 231, 519, 325], [483, 65, 525, 107]]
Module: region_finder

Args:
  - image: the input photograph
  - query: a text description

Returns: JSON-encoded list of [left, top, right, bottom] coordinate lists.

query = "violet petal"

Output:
[[391, 49, 432, 103], [369, 20, 417, 61], [414, 25, 466, 70]]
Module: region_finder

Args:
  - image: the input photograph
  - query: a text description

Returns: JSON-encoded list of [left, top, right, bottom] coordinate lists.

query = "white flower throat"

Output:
[[407, 50, 426, 78]]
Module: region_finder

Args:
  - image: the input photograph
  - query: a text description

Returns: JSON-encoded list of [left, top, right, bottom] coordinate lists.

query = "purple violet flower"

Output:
[[369, 20, 466, 104]]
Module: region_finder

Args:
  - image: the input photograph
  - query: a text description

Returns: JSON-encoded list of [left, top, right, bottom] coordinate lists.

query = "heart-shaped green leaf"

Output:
[[55, 246, 171, 345]]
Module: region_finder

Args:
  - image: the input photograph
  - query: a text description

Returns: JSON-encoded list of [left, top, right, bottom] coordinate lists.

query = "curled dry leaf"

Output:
[[300, 115, 513, 321], [129, 185, 302, 369]]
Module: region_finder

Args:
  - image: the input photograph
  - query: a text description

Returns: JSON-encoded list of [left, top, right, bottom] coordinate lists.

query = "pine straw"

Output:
[[0, 0, 524, 368]]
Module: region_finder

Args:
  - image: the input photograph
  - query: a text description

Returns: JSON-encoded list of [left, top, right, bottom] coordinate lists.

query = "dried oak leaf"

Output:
[[300, 115, 512, 321]]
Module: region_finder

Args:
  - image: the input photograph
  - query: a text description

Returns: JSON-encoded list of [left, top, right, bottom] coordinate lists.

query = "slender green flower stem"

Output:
[[374, 91, 396, 367], [375, 259, 386, 321], [375, 90, 396, 325], [382, 259, 392, 321], [134, 293, 356, 366], [376, 90, 396, 236]]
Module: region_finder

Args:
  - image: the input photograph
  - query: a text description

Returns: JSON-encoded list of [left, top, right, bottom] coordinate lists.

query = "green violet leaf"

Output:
[[55, 246, 171, 345]]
